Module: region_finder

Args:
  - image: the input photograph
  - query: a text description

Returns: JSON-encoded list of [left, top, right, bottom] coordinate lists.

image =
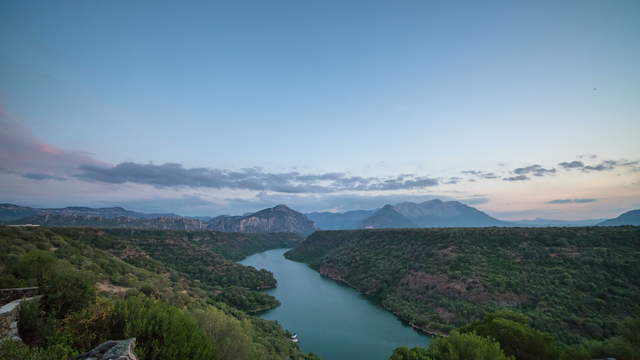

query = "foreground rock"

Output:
[[75, 338, 137, 360]]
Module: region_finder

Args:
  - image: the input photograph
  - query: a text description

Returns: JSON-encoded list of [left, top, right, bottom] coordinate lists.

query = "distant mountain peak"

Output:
[[208, 204, 316, 235], [598, 209, 640, 226], [273, 204, 292, 211], [421, 199, 444, 205], [311, 199, 506, 230]]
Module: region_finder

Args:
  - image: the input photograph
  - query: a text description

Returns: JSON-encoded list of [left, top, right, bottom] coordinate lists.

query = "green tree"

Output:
[[426, 331, 512, 360], [41, 265, 96, 319], [389, 332, 512, 360], [193, 306, 254, 360], [459, 311, 558, 360], [389, 346, 432, 360], [13, 250, 58, 285], [110, 296, 217, 360]]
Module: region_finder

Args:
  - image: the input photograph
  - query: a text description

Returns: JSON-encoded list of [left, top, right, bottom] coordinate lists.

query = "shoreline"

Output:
[[316, 268, 446, 338]]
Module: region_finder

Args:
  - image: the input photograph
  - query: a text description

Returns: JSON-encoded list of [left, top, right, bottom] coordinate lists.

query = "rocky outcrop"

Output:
[[208, 205, 317, 235], [12, 214, 209, 230], [75, 338, 138, 360]]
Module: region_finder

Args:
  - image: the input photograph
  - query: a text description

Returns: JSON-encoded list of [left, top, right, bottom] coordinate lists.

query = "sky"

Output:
[[1, 0, 639, 220]]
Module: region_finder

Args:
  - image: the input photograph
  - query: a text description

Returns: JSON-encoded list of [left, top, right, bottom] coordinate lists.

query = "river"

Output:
[[239, 248, 431, 360]]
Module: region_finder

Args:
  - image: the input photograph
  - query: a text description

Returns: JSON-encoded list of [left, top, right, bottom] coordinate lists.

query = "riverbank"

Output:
[[310, 266, 446, 338]]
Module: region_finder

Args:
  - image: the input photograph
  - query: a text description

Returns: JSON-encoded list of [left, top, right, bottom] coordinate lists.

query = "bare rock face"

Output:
[[75, 338, 138, 360], [208, 204, 317, 235]]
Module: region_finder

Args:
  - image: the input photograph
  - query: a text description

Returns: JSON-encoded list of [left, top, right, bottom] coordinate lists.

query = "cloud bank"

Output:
[[76, 162, 440, 193]]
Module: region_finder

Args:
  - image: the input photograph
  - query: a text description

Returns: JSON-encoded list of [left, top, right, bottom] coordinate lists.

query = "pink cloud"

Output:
[[0, 108, 109, 178]]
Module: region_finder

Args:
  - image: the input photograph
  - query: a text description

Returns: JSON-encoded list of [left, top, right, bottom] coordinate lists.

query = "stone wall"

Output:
[[0, 287, 39, 305], [0, 287, 40, 342], [0, 297, 37, 341]]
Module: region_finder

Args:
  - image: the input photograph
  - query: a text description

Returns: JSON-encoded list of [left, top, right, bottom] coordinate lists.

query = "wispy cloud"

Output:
[[22, 173, 67, 181], [546, 198, 597, 204], [461, 170, 499, 179], [558, 159, 639, 172], [512, 164, 556, 177], [503, 175, 530, 182], [443, 177, 463, 184], [502, 164, 556, 181]]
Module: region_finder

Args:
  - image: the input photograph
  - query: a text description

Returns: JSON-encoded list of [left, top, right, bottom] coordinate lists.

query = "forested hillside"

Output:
[[286, 227, 640, 345], [0, 226, 316, 360]]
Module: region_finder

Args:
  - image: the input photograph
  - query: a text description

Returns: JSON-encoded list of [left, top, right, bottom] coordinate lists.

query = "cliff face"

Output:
[[208, 205, 316, 236], [14, 214, 209, 230]]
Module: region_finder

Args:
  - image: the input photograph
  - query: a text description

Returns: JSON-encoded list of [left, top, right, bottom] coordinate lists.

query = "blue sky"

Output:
[[1, 0, 639, 219]]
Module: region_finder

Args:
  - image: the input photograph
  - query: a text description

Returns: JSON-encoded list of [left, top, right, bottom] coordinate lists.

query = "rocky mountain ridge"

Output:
[[208, 204, 316, 236], [1, 203, 316, 235], [308, 199, 508, 229]]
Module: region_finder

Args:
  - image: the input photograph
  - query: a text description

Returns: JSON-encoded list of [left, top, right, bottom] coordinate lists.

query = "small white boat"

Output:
[[291, 333, 298, 343]]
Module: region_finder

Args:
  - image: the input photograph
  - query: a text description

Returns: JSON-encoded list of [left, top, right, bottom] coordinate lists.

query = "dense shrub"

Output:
[[390, 331, 513, 360], [41, 265, 96, 319], [459, 311, 559, 360], [110, 296, 217, 360], [193, 306, 255, 360], [62, 298, 115, 350]]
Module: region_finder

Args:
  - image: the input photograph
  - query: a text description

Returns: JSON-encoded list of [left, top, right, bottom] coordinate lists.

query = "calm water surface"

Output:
[[239, 248, 430, 360]]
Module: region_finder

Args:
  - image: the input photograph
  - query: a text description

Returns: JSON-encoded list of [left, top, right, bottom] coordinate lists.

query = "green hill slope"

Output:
[[286, 227, 640, 344], [0, 226, 315, 360]]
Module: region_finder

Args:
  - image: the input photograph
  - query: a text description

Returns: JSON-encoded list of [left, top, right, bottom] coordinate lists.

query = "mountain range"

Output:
[[2, 201, 638, 234], [1, 203, 316, 235], [308, 199, 509, 229]]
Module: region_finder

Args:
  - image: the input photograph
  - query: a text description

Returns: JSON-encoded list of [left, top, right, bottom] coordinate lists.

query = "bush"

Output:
[[459, 311, 558, 360], [62, 298, 115, 351], [41, 265, 95, 319], [18, 299, 56, 347], [12, 250, 58, 285], [110, 296, 217, 360], [389, 331, 512, 360], [0, 336, 77, 360], [389, 346, 432, 360], [428, 331, 513, 360], [0, 339, 42, 360], [193, 306, 254, 360]]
